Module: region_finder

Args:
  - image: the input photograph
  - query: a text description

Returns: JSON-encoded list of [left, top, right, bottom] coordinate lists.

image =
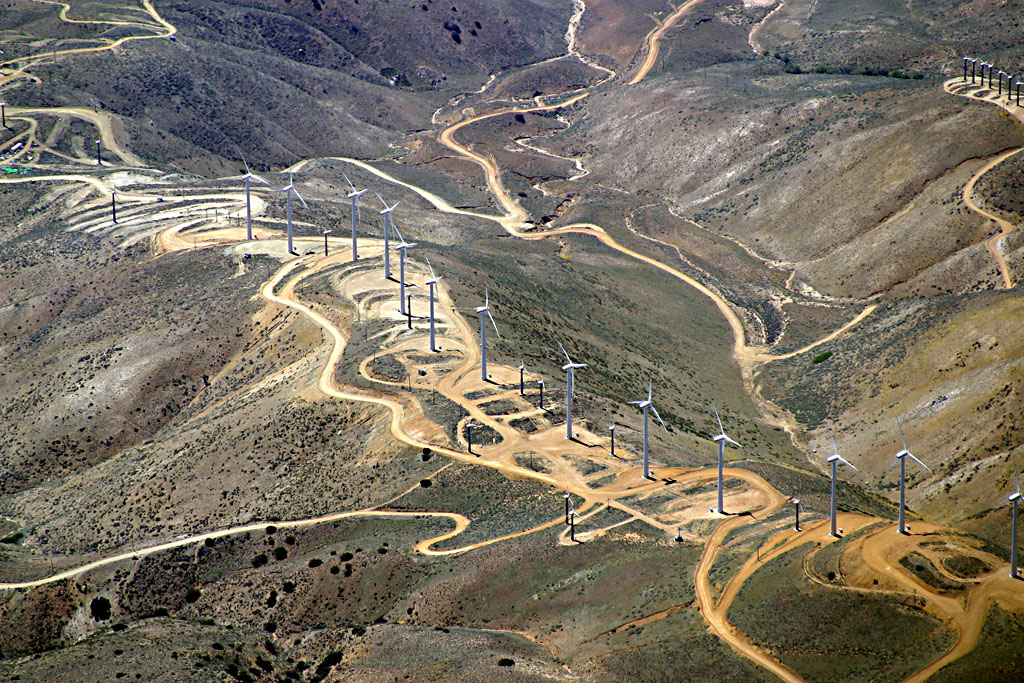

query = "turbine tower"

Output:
[[711, 407, 740, 515], [630, 377, 666, 480], [1002, 471, 1021, 579], [518, 361, 526, 396], [891, 420, 931, 535], [826, 433, 857, 537], [343, 173, 367, 261], [558, 342, 587, 440], [425, 259, 442, 352], [374, 192, 399, 279], [475, 290, 499, 382], [792, 498, 802, 532], [393, 224, 416, 316], [238, 157, 268, 241], [278, 172, 309, 255]]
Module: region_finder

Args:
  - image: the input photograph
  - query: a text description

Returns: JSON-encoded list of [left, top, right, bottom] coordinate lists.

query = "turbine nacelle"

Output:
[[827, 433, 857, 470], [1005, 471, 1022, 504]]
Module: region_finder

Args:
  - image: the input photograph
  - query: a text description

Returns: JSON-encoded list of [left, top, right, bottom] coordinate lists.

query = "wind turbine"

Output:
[[710, 407, 740, 515], [826, 433, 857, 537], [558, 342, 587, 440], [792, 498, 802, 532], [538, 379, 545, 411], [563, 492, 572, 524], [630, 377, 666, 480], [475, 289, 499, 382], [1006, 74, 1015, 102], [111, 190, 117, 224], [374, 192, 399, 279], [609, 424, 617, 457], [393, 224, 416, 317], [998, 70, 1007, 96], [963, 56, 971, 82], [343, 173, 367, 261], [1002, 471, 1021, 579], [425, 259, 442, 352], [237, 157, 269, 241], [891, 420, 931, 535], [277, 172, 309, 255], [518, 361, 527, 396]]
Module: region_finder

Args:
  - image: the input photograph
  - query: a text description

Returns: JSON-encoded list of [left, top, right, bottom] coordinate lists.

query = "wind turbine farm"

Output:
[[3, 1, 1024, 681]]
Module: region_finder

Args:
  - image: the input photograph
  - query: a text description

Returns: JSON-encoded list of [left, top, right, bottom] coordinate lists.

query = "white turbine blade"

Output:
[[724, 435, 741, 448], [484, 287, 489, 308], [647, 377, 653, 402], [830, 432, 840, 456], [292, 185, 310, 211], [241, 154, 251, 176], [628, 400, 645, 406], [1016, 470, 1021, 496], [425, 258, 437, 281], [342, 172, 357, 193], [897, 418, 908, 452], [393, 222, 406, 245], [836, 455, 858, 471], [487, 309, 499, 337], [906, 452, 931, 473], [374, 191, 388, 208], [714, 406, 725, 435], [650, 404, 666, 430], [557, 340, 572, 364], [888, 457, 900, 470]]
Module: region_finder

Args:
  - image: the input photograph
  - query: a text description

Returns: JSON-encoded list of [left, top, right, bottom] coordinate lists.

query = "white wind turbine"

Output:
[[630, 377, 666, 480], [277, 172, 309, 255], [343, 173, 367, 261], [558, 341, 587, 440], [425, 259, 442, 352], [826, 433, 857, 537], [518, 360, 527, 396], [393, 224, 416, 317], [374, 192, 399, 279], [891, 420, 930, 535], [475, 289, 499, 382], [711, 407, 740, 515], [235, 157, 269, 241], [1001, 471, 1021, 578]]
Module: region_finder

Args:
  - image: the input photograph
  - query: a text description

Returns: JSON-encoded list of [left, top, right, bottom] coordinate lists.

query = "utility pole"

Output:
[[96, 139, 101, 166]]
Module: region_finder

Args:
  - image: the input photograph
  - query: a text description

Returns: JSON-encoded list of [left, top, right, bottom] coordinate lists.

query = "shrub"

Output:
[[264, 621, 277, 633], [498, 658, 514, 667], [308, 558, 322, 568], [420, 479, 432, 488], [266, 526, 278, 535], [282, 581, 296, 594], [812, 351, 833, 364], [340, 552, 353, 562], [90, 597, 112, 621], [273, 546, 288, 561], [185, 587, 202, 604], [252, 553, 268, 568]]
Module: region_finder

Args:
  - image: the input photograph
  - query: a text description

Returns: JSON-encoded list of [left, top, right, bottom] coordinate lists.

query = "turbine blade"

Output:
[[897, 418, 908, 451], [374, 191, 388, 208], [647, 376, 653, 402], [557, 340, 572, 364], [487, 309, 499, 337], [393, 222, 405, 245], [829, 432, 840, 456], [714, 406, 725, 435], [725, 436, 741, 448], [292, 186, 310, 211], [837, 455, 858, 471], [1017, 470, 1021, 496], [342, 172, 356, 193], [888, 457, 899, 470], [426, 258, 437, 280], [241, 154, 251, 175], [650, 404, 666, 430], [907, 452, 931, 473], [250, 173, 270, 185]]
